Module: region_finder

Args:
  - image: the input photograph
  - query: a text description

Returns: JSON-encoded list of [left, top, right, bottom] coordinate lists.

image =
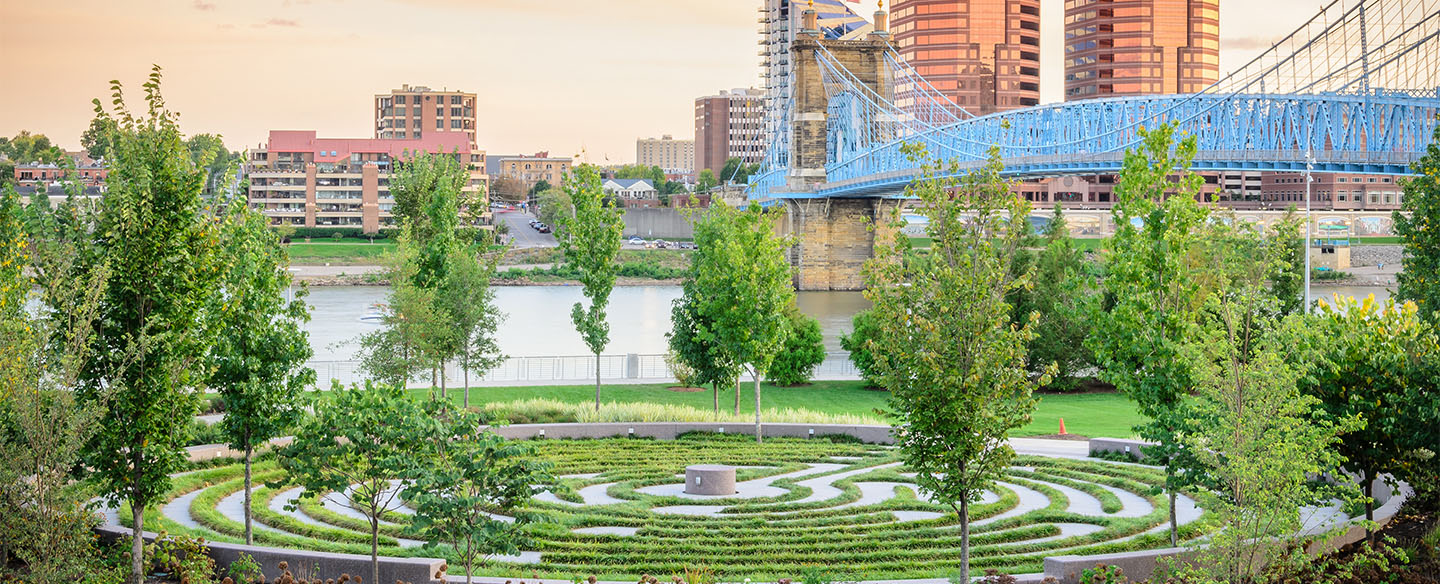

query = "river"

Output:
[[301, 284, 1390, 362]]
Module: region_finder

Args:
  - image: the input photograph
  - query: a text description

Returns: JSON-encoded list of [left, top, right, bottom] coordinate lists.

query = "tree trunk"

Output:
[[1169, 489, 1179, 547], [244, 444, 254, 545], [130, 458, 144, 584], [463, 363, 470, 409], [753, 369, 763, 443], [440, 359, 447, 400], [733, 377, 740, 415], [370, 517, 380, 584], [712, 382, 718, 415], [1364, 470, 1376, 545], [465, 558, 473, 584], [959, 497, 971, 583], [594, 352, 602, 412], [130, 498, 144, 584]]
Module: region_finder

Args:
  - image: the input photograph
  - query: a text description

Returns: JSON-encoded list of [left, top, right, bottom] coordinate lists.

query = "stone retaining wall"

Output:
[[1088, 438, 1152, 461], [95, 525, 446, 584], [1350, 245, 1403, 267]]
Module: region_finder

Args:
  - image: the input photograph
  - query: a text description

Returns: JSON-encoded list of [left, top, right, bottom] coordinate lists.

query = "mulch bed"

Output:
[[666, 386, 706, 393]]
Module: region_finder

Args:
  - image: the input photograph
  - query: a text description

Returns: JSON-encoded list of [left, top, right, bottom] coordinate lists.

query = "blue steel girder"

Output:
[[769, 92, 1440, 199]]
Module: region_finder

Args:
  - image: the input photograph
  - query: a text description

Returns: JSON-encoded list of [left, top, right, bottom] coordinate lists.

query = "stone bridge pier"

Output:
[[784, 198, 900, 291]]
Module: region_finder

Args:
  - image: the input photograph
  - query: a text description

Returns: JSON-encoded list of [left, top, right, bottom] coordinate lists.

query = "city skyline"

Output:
[[3, 0, 1338, 162]]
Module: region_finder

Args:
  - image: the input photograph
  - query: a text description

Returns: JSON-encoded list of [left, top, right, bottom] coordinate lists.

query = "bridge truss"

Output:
[[748, 0, 1440, 199]]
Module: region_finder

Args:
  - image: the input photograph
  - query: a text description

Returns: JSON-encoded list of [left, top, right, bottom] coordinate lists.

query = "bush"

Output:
[[331, 232, 344, 240], [840, 309, 883, 387], [187, 418, 228, 447], [767, 304, 826, 386], [1313, 268, 1352, 281]]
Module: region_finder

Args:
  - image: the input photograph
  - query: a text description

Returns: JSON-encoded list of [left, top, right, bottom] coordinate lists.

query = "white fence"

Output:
[[306, 352, 862, 388]]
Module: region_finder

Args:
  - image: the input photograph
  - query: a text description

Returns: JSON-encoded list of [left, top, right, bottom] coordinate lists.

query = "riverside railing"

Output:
[[305, 352, 861, 388]]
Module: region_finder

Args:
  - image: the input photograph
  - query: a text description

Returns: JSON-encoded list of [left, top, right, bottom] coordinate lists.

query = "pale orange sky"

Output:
[[0, 0, 1328, 163]]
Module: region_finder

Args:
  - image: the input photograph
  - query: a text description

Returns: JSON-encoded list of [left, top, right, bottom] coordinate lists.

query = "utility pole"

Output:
[[1304, 148, 1314, 313]]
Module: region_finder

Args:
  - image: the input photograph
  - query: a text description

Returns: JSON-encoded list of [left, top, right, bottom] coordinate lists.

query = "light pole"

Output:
[[1304, 149, 1313, 313]]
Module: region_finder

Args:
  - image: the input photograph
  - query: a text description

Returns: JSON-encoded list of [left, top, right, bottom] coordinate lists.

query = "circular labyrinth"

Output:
[[113, 433, 1210, 580]]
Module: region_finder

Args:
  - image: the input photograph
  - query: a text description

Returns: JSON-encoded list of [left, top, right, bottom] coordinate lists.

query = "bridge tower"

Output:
[[785, 3, 900, 291]]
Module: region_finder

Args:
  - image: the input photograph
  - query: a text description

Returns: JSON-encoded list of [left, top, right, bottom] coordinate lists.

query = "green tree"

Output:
[[1266, 208, 1307, 316], [719, 157, 759, 185], [557, 164, 624, 411], [695, 169, 718, 193], [185, 133, 237, 196], [1182, 288, 1359, 583], [0, 185, 115, 584], [839, 309, 882, 387], [81, 114, 119, 161], [356, 236, 448, 386], [1302, 295, 1440, 539], [278, 382, 428, 584], [0, 131, 65, 164], [73, 69, 223, 584], [207, 197, 315, 545], [440, 245, 507, 408], [1086, 123, 1212, 546], [863, 144, 1048, 583], [1014, 206, 1096, 390], [668, 291, 739, 414], [0, 160, 13, 188], [405, 404, 553, 584], [766, 302, 826, 386], [535, 187, 572, 229], [691, 202, 793, 440], [1395, 124, 1440, 323], [527, 179, 552, 198]]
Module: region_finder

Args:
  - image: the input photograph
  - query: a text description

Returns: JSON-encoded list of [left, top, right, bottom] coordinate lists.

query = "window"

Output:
[[395, 95, 406, 105], [450, 95, 461, 104], [450, 107, 462, 117], [436, 118, 443, 129], [451, 119, 461, 129]]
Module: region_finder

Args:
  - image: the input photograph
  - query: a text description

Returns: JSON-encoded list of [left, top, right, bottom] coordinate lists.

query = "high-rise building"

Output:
[[694, 88, 766, 176], [246, 130, 487, 233], [891, 0, 1042, 114], [1064, 0, 1220, 100], [374, 84, 479, 148], [759, 0, 875, 124], [636, 135, 695, 174]]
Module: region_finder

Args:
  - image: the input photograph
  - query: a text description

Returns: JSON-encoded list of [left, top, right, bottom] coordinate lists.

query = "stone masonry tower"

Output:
[[785, 2, 899, 291]]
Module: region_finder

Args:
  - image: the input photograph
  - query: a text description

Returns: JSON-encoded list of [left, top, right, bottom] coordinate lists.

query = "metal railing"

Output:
[[305, 352, 861, 389]]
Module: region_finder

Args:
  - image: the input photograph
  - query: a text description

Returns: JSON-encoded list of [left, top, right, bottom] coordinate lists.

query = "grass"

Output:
[[286, 239, 396, 264], [403, 380, 1142, 439], [138, 434, 1198, 580]]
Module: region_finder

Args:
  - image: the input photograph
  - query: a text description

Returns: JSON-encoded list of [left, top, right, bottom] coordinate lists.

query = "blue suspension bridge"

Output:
[[746, 0, 1440, 201]]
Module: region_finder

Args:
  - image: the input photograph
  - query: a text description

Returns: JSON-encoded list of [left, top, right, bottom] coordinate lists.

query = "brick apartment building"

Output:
[[374, 84, 478, 148], [246, 130, 487, 234]]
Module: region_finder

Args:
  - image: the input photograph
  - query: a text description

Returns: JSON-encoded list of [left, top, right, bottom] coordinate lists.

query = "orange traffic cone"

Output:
[[1058, 418, 1068, 435]]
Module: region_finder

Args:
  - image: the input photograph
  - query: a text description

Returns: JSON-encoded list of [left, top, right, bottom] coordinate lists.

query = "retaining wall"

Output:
[[487, 421, 896, 444], [621, 209, 694, 239], [1088, 437, 1153, 461], [95, 525, 446, 584], [1349, 245, 1403, 267]]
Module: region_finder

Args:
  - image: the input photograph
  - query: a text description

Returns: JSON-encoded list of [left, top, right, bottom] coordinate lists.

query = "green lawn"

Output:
[[286, 240, 396, 263], [405, 380, 1142, 439]]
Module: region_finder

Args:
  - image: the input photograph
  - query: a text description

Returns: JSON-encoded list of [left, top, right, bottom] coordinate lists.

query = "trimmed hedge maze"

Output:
[[119, 433, 1211, 580]]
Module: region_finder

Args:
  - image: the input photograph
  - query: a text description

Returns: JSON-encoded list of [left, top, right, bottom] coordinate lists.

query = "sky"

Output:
[[0, 0, 1333, 164]]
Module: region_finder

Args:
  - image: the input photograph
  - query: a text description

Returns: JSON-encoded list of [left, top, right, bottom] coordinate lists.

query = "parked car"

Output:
[[529, 219, 540, 228], [537, 224, 552, 234], [628, 236, 646, 245], [654, 239, 669, 249]]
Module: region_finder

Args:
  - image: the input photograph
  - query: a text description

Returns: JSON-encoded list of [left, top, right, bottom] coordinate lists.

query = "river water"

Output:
[[301, 284, 1389, 362]]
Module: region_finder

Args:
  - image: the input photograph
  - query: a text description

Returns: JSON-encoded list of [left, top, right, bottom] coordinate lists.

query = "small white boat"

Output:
[[358, 303, 387, 324]]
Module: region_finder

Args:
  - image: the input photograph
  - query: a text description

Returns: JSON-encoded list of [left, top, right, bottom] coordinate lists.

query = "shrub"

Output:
[[226, 552, 263, 584], [145, 531, 216, 584], [1312, 268, 1352, 281], [767, 304, 826, 386], [665, 349, 700, 388], [840, 310, 883, 387], [331, 232, 344, 240]]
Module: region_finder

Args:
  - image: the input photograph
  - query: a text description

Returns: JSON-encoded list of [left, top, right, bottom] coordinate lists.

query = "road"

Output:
[[496, 209, 558, 248]]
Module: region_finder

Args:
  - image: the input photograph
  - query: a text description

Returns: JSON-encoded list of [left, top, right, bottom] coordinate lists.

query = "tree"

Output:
[[278, 382, 428, 584], [690, 202, 794, 441], [719, 157, 759, 185], [1395, 124, 1440, 323], [405, 404, 553, 584], [356, 236, 448, 386], [696, 169, 718, 193], [766, 303, 826, 386], [527, 179, 552, 198], [0, 184, 114, 583], [863, 144, 1047, 583], [668, 290, 740, 414], [81, 114, 119, 161], [208, 197, 315, 545], [0, 131, 66, 165], [1182, 290, 1359, 583], [1179, 220, 1360, 581], [440, 245, 507, 408], [1086, 123, 1212, 546], [73, 69, 223, 584], [839, 310, 882, 387], [557, 164, 624, 411], [535, 187, 572, 228], [1013, 206, 1096, 390], [185, 133, 238, 196], [1302, 295, 1440, 540], [490, 176, 528, 202]]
